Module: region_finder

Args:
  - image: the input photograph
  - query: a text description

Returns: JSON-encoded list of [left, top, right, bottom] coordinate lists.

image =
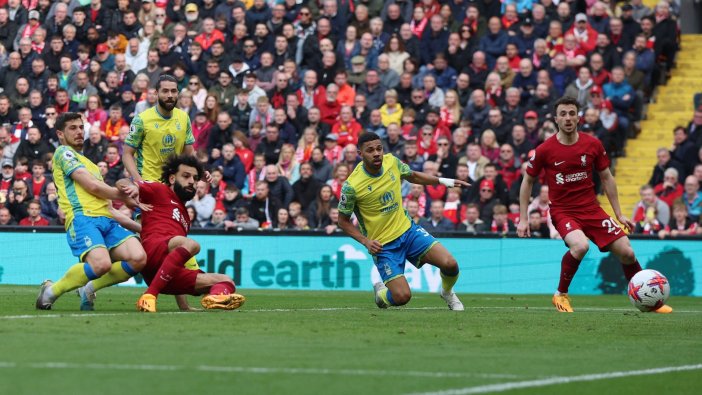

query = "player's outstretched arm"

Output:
[[71, 168, 124, 201], [108, 201, 142, 233], [404, 171, 471, 188], [599, 167, 634, 233], [338, 213, 382, 254], [517, 173, 536, 238]]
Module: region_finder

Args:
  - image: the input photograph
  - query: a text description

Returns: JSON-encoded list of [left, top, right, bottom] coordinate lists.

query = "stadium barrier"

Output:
[[0, 228, 699, 296]]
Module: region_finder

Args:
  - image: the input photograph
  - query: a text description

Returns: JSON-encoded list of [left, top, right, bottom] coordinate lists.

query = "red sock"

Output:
[[210, 281, 235, 295], [558, 251, 581, 294], [621, 260, 642, 281], [146, 247, 192, 297]]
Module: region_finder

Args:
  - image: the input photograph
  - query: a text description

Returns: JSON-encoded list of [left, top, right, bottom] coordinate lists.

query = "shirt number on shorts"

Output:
[[416, 227, 430, 237], [601, 218, 622, 235]]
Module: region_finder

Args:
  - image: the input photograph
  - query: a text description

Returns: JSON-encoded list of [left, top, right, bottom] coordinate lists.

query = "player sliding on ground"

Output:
[[337, 132, 469, 310], [80, 154, 245, 312], [36, 113, 147, 310], [517, 96, 672, 314]]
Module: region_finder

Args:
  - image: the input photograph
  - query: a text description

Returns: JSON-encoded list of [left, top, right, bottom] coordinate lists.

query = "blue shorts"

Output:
[[373, 222, 439, 284], [67, 215, 135, 261]]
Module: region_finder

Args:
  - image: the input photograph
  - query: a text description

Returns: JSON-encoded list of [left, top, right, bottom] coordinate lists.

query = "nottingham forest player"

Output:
[[337, 132, 470, 310]]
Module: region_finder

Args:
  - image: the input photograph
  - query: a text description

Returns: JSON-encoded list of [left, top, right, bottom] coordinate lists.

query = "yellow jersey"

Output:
[[338, 154, 413, 245], [125, 106, 195, 182], [53, 145, 112, 228]]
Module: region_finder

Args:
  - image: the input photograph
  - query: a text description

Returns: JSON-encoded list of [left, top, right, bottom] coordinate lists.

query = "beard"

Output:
[[173, 181, 195, 202], [158, 96, 177, 111]]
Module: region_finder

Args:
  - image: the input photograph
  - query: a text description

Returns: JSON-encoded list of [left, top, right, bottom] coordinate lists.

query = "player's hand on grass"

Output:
[[516, 221, 530, 238], [617, 214, 634, 233], [364, 239, 382, 255]]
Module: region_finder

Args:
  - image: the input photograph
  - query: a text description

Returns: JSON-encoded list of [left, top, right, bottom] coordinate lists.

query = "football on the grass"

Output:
[[627, 269, 670, 312]]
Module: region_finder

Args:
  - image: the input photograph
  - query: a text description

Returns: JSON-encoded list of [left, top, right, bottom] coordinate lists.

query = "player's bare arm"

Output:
[[599, 167, 634, 233], [71, 168, 127, 201], [121, 145, 142, 183], [403, 171, 471, 188], [517, 173, 537, 238], [338, 213, 382, 254], [108, 201, 142, 233]]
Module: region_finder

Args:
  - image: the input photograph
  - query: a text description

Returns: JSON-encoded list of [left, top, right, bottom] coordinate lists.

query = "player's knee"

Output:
[[130, 249, 147, 270], [184, 239, 200, 256], [391, 289, 412, 306], [91, 258, 113, 276], [442, 256, 458, 273], [570, 242, 589, 259]]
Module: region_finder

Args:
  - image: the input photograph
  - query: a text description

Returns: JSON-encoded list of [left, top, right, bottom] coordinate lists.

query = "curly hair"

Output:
[[161, 154, 205, 185]]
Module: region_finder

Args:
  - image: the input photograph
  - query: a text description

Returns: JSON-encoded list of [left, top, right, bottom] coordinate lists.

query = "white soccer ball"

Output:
[[627, 269, 670, 312]]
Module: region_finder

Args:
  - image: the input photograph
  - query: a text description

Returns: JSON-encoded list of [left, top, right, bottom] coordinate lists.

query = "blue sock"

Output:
[[385, 289, 397, 306], [83, 263, 99, 280], [121, 261, 138, 276]]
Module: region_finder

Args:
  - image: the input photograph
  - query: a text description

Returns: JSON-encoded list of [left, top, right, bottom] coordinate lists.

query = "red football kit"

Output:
[[138, 181, 202, 294], [526, 132, 625, 250]]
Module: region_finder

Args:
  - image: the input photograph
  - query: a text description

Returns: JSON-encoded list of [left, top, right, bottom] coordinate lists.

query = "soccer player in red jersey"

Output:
[[90, 154, 244, 312], [516, 97, 672, 313]]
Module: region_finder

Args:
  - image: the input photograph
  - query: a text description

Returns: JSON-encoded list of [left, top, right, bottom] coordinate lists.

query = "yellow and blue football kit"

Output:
[[53, 145, 134, 261], [125, 106, 195, 182], [125, 106, 199, 271], [338, 153, 438, 283]]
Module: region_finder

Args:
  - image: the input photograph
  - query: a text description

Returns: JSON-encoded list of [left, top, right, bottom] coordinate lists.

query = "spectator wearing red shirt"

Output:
[[653, 168, 684, 210], [495, 144, 520, 189], [194, 18, 224, 51], [567, 13, 598, 53], [19, 199, 49, 227], [417, 125, 438, 158], [29, 160, 48, 198], [331, 105, 362, 147], [318, 83, 341, 126], [233, 131, 255, 173]]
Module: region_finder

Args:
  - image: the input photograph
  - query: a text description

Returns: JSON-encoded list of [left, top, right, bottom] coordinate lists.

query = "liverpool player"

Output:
[[81, 154, 245, 312], [516, 96, 672, 313]]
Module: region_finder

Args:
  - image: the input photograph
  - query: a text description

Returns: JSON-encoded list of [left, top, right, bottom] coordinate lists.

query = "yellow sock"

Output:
[[440, 271, 459, 294], [377, 288, 391, 306], [90, 261, 135, 292], [51, 263, 90, 298]]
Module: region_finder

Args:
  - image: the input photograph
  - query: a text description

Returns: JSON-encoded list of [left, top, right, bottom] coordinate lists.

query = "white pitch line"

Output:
[[2, 305, 701, 320], [406, 364, 702, 395], [0, 361, 521, 380]]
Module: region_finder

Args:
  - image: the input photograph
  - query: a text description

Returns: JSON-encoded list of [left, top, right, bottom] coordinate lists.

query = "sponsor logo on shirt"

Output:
[[555, 171, 587, 185]]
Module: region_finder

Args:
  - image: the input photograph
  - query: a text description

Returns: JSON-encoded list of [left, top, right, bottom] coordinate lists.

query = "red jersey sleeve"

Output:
[[525, 147, 544, 178], [137, 181, 159, 204], [593, 138, 610, 172]]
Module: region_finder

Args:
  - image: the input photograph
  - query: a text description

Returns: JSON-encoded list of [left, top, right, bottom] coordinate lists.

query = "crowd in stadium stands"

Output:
[[0, 0, 694, 238]]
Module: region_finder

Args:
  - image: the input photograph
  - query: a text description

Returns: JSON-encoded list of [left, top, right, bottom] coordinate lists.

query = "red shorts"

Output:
[[141, 237, 203, 295], [551, 206, 626, 251]]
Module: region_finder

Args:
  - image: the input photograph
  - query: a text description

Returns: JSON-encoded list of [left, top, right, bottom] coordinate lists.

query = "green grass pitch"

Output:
[[1, 286, 700, 395]]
